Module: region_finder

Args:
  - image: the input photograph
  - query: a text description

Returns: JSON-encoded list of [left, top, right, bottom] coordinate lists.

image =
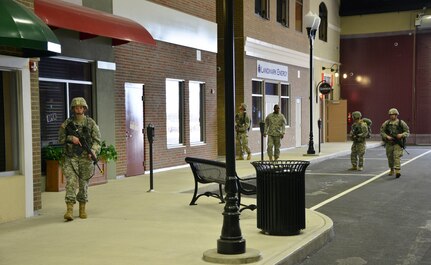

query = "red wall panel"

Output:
[[415, 32, 431, 134], [340, 34, 414, 134]]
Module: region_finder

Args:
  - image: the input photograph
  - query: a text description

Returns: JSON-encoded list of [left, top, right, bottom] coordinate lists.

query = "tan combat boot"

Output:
[[395, 169, 401, 178], [79, 202, 87, 219], [269, 156, 273, 162], [236, 156, 244, 160], [348, 166, 357, 171], [64, 203, 74, 221], [247, 153, 251, 160], [388, 169, 394, 176]]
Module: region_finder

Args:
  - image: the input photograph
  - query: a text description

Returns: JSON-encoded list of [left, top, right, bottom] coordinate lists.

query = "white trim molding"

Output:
[[245, 37, 309, 68]]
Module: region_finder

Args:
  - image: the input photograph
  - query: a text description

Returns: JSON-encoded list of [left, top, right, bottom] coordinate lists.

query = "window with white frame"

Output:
[[189, 81, 205, 144], [166, 79, 185, 147], [39, 57, 93, 147], [295, 0, 303, 32], [0, 71, 19, 173], [280, 83, 291, 125], [319, 2, 328, 42], [251, 80, 291, 129], [255, 0, 270, 19], [277, 0, 289, 27], [251, 80, 263, 128]]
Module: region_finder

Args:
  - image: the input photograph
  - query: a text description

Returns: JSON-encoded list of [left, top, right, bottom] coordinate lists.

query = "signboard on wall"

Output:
[[257, 60, 288, 81]]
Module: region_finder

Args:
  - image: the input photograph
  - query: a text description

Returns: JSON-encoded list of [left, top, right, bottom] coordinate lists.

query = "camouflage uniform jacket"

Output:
[[59, 116, 101, 158], [235, 112, 250, 133], [350, 120, 368, 143], [264, 112, 287, 137], [380, 119, 410, 143]]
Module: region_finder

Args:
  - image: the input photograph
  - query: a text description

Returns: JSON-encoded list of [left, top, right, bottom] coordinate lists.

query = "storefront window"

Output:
[[252, 80, 263, 128], [166, 79, 185, 147], [39, 58, 93, 147], [0, 71, 19, 173], [189, 81, 205, 144], [280, 83, 291, 125]]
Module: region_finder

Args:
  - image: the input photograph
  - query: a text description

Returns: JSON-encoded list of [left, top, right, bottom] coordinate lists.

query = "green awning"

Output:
[[0, 0, 61, 57]]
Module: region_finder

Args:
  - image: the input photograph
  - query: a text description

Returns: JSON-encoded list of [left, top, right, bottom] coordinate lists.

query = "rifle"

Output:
[[66, 122, 104, 173], [389, 135, 409, 155], [384, 120, 409, 154], [351, 123, 364, 141]]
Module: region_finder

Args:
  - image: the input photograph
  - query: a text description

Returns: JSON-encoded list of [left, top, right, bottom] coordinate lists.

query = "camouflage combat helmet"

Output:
[[388, 108, 399, 115], [240, 103, 247, 111], [352, 111, 362, 119], [70, 97, 88, 109]]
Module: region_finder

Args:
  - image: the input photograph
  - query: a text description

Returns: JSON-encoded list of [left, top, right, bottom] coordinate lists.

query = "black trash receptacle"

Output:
[[251, 160, 310, 235]]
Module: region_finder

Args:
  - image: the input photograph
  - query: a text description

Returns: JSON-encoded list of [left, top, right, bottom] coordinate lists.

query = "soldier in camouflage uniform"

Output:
[[348, 111, 368, 171], [235, 103, 251, 160], [380, 108, 409, 178], [264, 104, 287, 161], [59, 97, 101, 221]]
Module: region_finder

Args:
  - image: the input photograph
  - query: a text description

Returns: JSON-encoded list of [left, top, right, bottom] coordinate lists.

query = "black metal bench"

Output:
[[185, 157, 257, 212]]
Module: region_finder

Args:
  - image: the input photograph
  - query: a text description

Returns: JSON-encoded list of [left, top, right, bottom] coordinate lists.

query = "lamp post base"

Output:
[[203, 248, 261, 264], [303, 153, 320, 157]]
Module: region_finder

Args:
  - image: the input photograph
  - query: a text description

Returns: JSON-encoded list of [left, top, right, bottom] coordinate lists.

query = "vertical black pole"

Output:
[[217, 0, 246, 255], [307, 28, 316, 155], [149, 142, 153, 190], [318, 119, 322, 153], [260, 122, 265, 161], [147, 124, 154, 192]]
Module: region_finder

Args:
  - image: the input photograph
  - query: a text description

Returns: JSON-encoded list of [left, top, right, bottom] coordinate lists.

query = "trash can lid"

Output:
[[251, 160, 310, 173]]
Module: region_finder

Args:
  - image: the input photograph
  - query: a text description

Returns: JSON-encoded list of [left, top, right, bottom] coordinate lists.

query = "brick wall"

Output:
[[243, 0, 309, 54], [148, 0, 216, 22], [1, 0, 42, 210], [114, 41, 217, 174], [31, 68, 42, 210], [217, 0, 311, 155], [16, 0, 43, 210]]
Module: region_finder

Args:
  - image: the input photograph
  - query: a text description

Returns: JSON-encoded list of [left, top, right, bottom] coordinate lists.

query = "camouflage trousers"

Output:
[[267, 135, 281, 159], [351, 142, 366, 167], [385, 143, 403, 170], [62, 156, 93, 204], [236, 132, 250, 157]]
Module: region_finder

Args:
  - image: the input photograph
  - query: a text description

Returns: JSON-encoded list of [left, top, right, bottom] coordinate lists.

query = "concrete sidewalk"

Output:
[[0, 142, 381, 265]]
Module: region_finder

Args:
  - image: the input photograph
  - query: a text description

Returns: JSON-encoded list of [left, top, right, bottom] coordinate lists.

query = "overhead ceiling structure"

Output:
[[340, 0, 431, 16]]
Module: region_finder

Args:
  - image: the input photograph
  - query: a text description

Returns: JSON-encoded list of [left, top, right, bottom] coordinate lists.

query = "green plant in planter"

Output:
[[99, 141, 118, 162], [42, 145, 64, 161]]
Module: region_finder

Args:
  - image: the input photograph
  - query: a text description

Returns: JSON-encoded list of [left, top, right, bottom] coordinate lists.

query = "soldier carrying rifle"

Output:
[[348, 111, 368, 171], [380, 108, 410, 178], [59, 97, 101, 221]]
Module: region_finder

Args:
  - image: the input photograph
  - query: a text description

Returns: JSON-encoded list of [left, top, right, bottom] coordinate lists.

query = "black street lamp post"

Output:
[[304, 11, 321, 155], [217, 0, 245, 255]]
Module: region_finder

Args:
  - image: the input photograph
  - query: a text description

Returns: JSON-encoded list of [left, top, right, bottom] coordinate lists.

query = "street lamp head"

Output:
[[304, 11, 321, 31]]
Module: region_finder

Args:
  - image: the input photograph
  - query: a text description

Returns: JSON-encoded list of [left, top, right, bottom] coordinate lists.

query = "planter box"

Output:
[[45, 160, 108, 192]]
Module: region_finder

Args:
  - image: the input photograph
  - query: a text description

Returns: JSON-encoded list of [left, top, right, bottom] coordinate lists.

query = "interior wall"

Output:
[[414, 30, 431, 144], [0, 176, 25, 223], [340, 33, 414, 135]]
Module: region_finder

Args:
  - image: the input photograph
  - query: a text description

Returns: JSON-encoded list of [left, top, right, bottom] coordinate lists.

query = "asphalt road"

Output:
[[300, 145, 431, 265]]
